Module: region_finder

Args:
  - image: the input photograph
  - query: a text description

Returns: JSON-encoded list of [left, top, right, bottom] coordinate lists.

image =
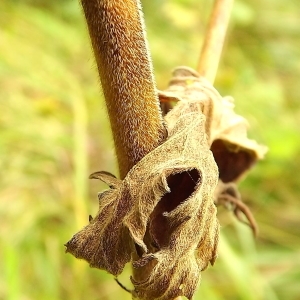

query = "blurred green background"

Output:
[[1, 0, 299, 299]]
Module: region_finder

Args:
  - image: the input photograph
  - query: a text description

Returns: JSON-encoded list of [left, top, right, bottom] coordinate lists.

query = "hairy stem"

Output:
[[197, 0, 234, 83], [81, 0, 166, 178]]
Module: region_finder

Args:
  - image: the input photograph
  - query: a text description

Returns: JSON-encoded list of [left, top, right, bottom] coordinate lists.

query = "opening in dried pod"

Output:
[[149, 169, 201, 250]]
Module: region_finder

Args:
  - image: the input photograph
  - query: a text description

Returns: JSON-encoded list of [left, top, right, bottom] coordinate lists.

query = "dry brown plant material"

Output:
[[160, 66, 267, 181], [66, 66, 267, 299], [66, 106, 219, 300], [160, 66, 267, 234]]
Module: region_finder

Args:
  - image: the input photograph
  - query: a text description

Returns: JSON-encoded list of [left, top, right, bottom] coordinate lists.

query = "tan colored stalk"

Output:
[[197, 0, 234, 83], [81, 0, 166, 179]]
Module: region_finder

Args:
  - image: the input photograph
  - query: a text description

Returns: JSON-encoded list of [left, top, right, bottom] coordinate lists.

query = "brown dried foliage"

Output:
[[66, 66, 266, 300], [66, 105, 219, 299], [160, 67, 267, 236], [160, 66, 267, 183]]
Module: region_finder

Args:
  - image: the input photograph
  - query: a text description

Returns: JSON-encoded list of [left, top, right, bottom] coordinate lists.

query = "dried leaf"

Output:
[[66, 110, 219, 300], [159, 66, 267, 235], [160, 66, 268, 182]]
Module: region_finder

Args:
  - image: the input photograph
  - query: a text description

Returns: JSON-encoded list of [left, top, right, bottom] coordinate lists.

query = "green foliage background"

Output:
[[1, 0, 299, 299]]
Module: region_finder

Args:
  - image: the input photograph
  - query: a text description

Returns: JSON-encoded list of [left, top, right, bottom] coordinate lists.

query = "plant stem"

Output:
[[197, 0, 234, 83], [81, 0, 166, 179]]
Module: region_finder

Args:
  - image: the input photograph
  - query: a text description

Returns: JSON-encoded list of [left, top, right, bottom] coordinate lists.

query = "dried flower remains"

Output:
[[66, 66, 267, 300], [160, 67, 267, 235]]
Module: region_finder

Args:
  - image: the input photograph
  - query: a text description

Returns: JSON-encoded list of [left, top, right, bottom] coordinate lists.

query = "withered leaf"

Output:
[[66, 110, 219, 300], [159, 66, 267, 235], [160, 66, 268, 183]]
